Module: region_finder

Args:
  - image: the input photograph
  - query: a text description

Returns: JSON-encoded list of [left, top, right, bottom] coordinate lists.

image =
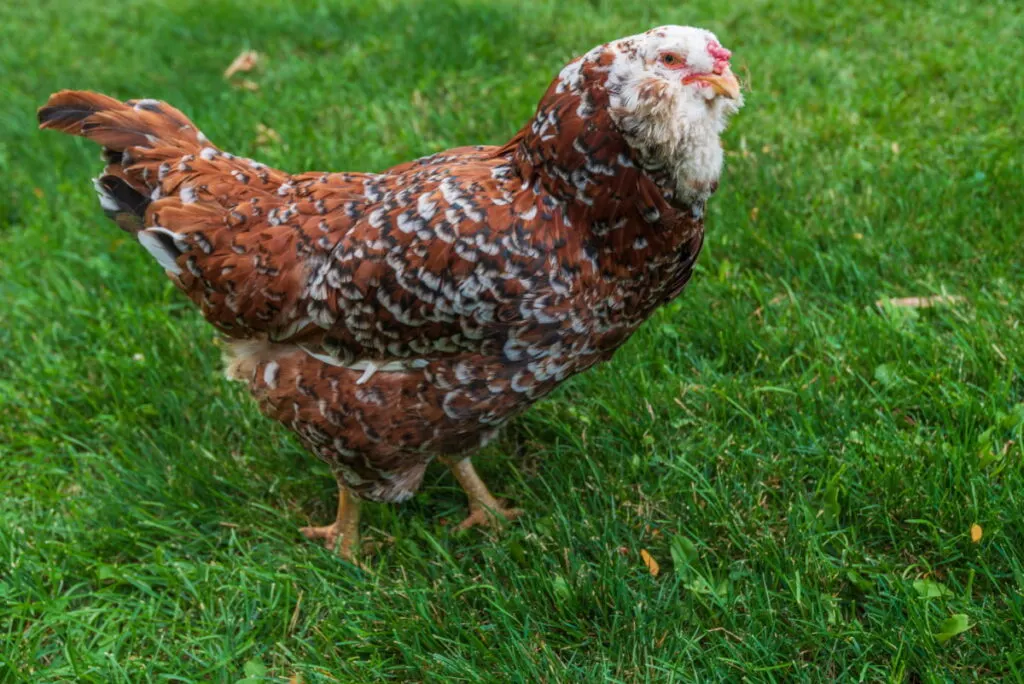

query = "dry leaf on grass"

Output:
[[876, 294, 965, 309], [640, 549, 660, 577], [255, 123, 282, 148], [970, 524, 983, 543], [751, 293, 789, 320], [224, 50, 260, 79], [233, 79, 260, 92]]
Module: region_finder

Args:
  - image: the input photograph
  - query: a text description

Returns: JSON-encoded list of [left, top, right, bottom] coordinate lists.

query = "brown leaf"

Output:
[[640, 549, 660, 577], [224, 50, 260, 79], [876, 295, 966, 309], [970, 524, 982, 543]]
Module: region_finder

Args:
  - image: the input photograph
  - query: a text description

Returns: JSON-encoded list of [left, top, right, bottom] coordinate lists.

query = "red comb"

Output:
[[708, 41, 732, 62]]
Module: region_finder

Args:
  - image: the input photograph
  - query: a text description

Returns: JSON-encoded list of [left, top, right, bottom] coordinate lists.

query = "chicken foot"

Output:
[[300, 478, 361, 561], [442, 457, 523, 530]]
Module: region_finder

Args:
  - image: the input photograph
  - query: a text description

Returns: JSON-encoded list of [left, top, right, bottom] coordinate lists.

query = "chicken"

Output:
[[38, 25, 742, 560]]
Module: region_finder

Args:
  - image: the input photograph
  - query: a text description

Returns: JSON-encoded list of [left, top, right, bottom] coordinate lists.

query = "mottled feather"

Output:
[[38, 25, 742, 502]]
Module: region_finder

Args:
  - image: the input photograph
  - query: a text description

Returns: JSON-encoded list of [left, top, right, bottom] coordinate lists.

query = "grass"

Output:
[[1, 0, 1022, 680]]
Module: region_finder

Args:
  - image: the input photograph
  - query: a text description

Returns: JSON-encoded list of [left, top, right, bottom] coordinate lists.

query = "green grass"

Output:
[[1, 0, 1023, 680]]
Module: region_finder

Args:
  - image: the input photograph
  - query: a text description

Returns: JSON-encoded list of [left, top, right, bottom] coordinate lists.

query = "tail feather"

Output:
[[38, 90, 202, 149], [38, 89, 308, 338], [37, 90, 125, 135], [92, 173, 148, 231], [38, 90, 207, 233]]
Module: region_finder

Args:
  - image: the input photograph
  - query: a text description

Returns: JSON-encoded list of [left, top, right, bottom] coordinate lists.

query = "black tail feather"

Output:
[[99, 175, 150, 217], [93, 175, 149, 232]]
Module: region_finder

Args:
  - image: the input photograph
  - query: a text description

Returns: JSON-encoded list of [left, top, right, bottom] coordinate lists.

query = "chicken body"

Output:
[[39, 25, 742, 558], [216, 135, 707, 506]]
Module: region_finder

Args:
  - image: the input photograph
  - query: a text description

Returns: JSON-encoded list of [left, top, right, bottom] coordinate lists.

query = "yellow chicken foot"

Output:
[[300, 481, 361, 561], [442, 457, 523, 530]]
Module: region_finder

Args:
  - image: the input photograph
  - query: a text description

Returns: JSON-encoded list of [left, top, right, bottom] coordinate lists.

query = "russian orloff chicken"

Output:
[[38, 25, 743, 560]]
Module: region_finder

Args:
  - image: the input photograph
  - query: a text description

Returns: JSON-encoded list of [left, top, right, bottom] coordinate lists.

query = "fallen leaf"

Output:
[[640, 549, 660, 577], [255, 123, 282, 147], [876, 295, 965, 309], [242, 658, 268, 678], [934, 614, 972, 643], [749, 206, 759, 222], [913, 579, 952, 599], [233, 79, 260, 92], [224, 50, 260, 79], [970, 524, 982, 543]]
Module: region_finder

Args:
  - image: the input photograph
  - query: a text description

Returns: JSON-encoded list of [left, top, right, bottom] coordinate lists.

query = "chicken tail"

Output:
[[38, 90, 206, 233], [38, 89, 308, 338]]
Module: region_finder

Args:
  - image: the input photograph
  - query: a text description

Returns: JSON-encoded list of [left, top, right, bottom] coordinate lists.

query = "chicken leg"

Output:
[[443, 457, 523, 530], [300, 479, 361, 561]]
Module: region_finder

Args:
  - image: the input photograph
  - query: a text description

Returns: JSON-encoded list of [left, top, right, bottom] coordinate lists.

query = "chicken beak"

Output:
[[697, 69, 741, 100]]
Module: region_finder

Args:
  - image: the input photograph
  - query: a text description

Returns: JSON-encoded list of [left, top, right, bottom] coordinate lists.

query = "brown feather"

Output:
[[38, 53, 714, 503]]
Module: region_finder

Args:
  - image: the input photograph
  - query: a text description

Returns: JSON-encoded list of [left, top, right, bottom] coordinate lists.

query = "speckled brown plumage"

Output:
[[38, 25, 742, 557]]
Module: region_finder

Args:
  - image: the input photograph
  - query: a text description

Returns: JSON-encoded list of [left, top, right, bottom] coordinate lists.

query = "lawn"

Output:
[[1, 0, 1023, 681]]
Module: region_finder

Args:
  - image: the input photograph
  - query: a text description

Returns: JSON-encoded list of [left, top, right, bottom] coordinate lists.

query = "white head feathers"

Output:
[[560, 26, 744, 204]]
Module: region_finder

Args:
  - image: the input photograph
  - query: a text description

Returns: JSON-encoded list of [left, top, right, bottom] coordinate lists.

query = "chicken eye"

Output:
[[659, 53, 685, 68]]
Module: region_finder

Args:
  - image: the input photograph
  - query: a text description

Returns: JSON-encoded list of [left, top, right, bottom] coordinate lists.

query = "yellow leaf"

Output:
[[640, 549, 660, 577], [970, 524, 982, 543]]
